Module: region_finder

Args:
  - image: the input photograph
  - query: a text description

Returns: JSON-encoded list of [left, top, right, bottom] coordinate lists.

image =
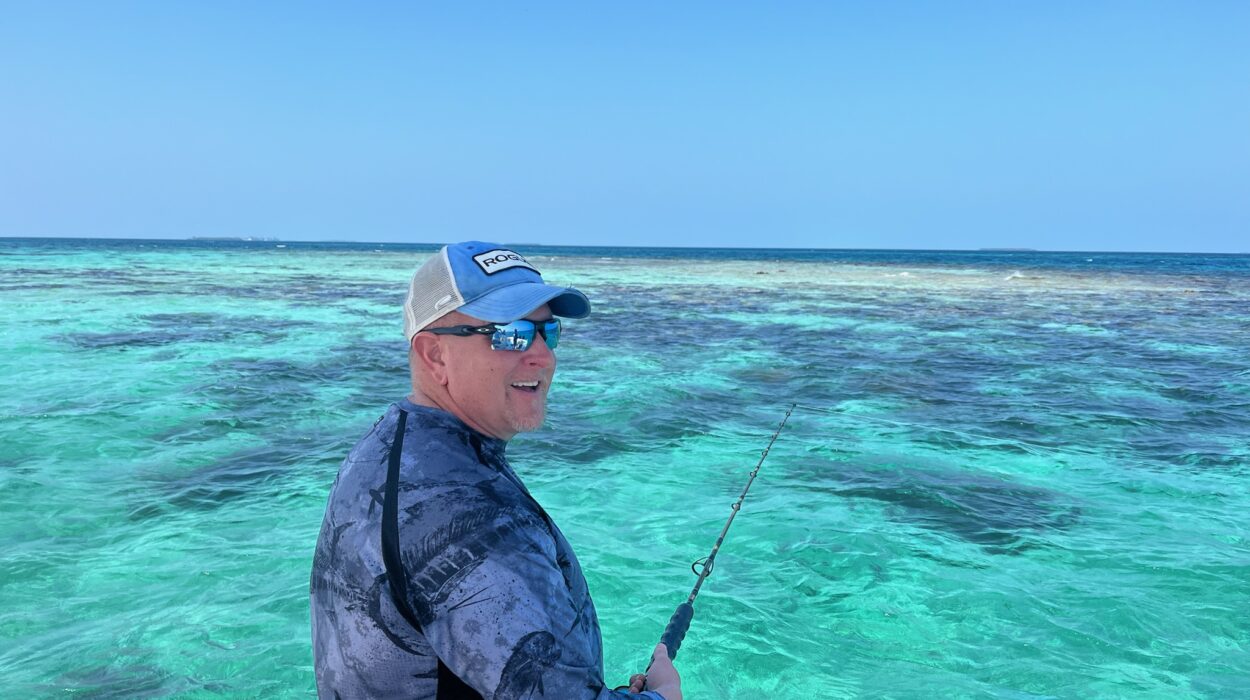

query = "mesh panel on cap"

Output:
[[403, 248, 463, 341]]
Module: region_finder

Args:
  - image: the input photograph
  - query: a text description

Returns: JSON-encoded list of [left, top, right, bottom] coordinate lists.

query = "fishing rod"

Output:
[[655, 404, 795, 661]]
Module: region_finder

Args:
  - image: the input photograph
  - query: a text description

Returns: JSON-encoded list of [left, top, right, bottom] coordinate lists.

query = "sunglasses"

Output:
[[421, 318, 561, 352]]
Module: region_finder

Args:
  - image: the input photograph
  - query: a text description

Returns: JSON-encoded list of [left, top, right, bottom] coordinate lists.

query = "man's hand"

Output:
[[627, 644, 682, 699]]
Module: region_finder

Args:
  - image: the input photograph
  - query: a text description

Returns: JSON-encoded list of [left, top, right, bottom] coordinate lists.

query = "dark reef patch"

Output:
[[60, 313, 313, 349], [797, 461, 1080, 553], [128, 440, 347, 520]]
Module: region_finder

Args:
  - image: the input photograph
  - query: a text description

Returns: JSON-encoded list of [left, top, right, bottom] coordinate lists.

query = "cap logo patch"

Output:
[[472, 249, 540, 276]]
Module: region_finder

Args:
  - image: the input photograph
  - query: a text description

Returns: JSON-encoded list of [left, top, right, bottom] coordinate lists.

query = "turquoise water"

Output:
[[2, 239, 1248, 698]]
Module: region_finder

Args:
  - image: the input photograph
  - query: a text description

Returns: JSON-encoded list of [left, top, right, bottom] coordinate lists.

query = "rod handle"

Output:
[[659, 602, 695, 659]]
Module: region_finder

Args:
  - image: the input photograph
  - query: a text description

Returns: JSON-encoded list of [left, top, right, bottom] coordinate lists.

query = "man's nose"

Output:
[[524, 337, 556, 367]]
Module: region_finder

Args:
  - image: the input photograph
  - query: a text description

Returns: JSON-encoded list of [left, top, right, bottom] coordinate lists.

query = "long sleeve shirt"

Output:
[[310, 398, 664, 700]]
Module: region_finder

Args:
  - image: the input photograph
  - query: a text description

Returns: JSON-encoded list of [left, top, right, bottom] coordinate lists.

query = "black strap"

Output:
[[437, 659, 480, 699], [382, 409, 483, 700], [382, 409, 422, 632]]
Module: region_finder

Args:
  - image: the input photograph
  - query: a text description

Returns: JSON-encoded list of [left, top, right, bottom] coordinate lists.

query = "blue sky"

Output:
[[2, 2, 1247, 252]]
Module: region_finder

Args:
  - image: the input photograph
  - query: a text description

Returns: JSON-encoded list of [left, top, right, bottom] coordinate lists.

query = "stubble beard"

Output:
[[507, 390, 549, 434]]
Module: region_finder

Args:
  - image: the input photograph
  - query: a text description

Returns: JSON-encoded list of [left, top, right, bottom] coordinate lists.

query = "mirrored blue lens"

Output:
[[490, 323, 532, 351], [489, 319, 560, 352], [539, 320, 560, 349]]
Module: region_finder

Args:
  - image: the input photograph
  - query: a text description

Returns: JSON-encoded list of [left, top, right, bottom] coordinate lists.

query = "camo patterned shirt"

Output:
[[310, 399, 665, 700]]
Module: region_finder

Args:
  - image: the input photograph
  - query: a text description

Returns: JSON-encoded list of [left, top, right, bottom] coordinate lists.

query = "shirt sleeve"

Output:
[[402, 503, 664, 700]]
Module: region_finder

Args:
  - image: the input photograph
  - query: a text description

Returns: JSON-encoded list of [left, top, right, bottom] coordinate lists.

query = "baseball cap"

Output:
[[403, 241, 591, 341]]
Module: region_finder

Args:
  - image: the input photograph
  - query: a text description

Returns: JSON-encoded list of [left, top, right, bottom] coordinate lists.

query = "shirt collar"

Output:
[[396, 397, 509, 460]]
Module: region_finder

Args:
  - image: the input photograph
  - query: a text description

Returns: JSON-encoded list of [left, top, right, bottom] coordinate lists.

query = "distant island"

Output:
[[189, 236, 281, 242], [979, 248, 1038, 252]]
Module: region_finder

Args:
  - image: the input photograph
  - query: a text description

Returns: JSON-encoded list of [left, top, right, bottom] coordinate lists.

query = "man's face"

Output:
[[438, 304, 557, 441]]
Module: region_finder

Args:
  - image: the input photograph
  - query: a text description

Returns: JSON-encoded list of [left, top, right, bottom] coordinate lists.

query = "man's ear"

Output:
[[410, 333, 449, 386]]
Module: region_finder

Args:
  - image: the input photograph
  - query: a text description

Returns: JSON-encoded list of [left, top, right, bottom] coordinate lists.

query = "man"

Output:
[[310, 241, 682, 699]]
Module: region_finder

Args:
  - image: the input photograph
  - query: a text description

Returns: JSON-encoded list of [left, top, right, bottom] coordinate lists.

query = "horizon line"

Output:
[[0, 235, 1246, 256]]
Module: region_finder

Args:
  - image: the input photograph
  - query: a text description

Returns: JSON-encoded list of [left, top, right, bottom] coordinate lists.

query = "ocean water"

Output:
[[2, 238, 1248, 699]]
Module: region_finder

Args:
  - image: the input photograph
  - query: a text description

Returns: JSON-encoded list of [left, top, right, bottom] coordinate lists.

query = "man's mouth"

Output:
[[510, 380, 541, 393]]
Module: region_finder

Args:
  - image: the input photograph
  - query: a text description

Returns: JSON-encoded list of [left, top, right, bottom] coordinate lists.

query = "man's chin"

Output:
[[509, 410, 547, 434]]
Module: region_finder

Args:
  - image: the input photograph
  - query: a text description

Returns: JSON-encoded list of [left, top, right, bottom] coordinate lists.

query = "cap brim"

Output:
[[459, 283, 591, 323]]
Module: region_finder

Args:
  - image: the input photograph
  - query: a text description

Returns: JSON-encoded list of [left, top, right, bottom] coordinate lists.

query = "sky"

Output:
[[1, 2, 1247, 252]]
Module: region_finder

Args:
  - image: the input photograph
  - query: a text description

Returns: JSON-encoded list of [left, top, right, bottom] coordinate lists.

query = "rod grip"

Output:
[[659, 602, 695, 659]]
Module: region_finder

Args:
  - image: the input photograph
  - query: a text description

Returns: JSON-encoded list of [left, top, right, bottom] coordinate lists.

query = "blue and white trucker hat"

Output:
[[403, 241, 591, 341]]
